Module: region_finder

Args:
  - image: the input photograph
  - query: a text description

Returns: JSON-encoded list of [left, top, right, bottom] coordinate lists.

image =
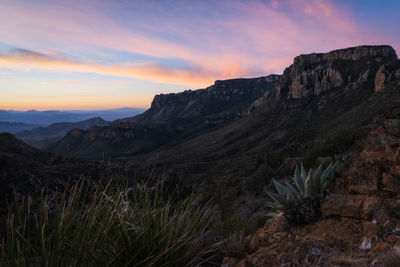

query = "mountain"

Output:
[[49, 75, 280, 159], [64, 107, 146, 121], [51, 46, 399, 169], [15, 117, 110, 149], [0, 121, 41, 133], [0, 108, 145, 125], [125, 75, 280, 125], [47, 122, 183, 160]]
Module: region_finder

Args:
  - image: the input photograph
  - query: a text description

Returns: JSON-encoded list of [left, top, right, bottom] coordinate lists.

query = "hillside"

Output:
[[49, 75, 280, 158], [0, 132, 115, 202], [0, 121, 40, 133], [16, 117, 110, 149], [224, 104, 400, 266]]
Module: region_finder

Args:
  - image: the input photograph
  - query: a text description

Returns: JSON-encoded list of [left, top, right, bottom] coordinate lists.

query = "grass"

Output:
[[0, 179, 218, 267]]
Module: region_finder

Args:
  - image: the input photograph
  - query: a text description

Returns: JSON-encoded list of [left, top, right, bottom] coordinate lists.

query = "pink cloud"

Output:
[[0, 0, 394, 86]]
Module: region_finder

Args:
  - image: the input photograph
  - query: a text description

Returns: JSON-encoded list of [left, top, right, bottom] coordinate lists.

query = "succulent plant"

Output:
[[266, 162, 336, 224]]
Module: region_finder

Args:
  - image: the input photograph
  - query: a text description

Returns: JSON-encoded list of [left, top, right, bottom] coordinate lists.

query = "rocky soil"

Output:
[[223, 105, 400, 266]]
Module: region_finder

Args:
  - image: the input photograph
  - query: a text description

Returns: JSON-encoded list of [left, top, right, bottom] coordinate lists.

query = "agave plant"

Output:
[[266, 162, 336, 224]]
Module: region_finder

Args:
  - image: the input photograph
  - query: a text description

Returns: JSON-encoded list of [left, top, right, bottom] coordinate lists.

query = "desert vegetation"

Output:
[[266, 162, 336, 225], [0, 180, 217, 266]]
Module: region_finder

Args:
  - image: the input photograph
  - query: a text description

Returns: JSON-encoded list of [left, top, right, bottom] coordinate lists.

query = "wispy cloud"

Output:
[[0, 0, 377, 84], [0, 48, 217, 86]]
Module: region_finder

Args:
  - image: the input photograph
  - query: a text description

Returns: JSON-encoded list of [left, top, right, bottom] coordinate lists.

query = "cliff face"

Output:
[[252, 45, 399, 108], [132, 75, 280, 124]]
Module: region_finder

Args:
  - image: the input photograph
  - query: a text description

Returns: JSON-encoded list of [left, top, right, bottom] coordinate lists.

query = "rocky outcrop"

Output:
[[224, 104, 400, 266], [374, 60, 400, 92], [251, 45, 398, 108]]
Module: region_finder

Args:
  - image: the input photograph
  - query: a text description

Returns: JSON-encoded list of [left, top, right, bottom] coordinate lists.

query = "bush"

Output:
[[266, 162, 336, 225], [0, 180, 217, 266]]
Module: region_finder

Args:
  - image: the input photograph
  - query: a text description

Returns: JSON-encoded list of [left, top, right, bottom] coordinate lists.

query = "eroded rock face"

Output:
[[136, 75, 281, 124], [251, 45, 398, 108], [375, 65, 389, 92]]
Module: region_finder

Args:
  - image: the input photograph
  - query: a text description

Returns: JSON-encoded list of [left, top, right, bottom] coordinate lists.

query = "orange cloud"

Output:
[[0, 0, 368, 82], [0, 49, 216, 86]]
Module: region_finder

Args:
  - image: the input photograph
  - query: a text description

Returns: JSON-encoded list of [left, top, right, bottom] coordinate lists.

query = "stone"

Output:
[[382, 172, 400, 192], [360, 237, 372, 250], [395, 69, 400, 79], [375, 65, 389, 92], [363, 221, 380, 239], [362, 197, 382, 219], [322, 193, 365, 219]]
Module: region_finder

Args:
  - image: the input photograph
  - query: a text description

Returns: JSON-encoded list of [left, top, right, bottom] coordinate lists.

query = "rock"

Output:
[[358, 69, 370, 83], [322, 193, 365, 219], [382, 172, 400, 192], [360, 237, 372, 250], [371, 241, 390, 257], [395, 69, 400, 79], [363, 221, 380, 240], [375, 65, 389, 92], [263, 213, 289, 232], [362, 197, 382, 220]]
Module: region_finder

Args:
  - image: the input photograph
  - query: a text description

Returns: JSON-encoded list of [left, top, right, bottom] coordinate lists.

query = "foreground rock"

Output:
[[224, 105, 400, 266]]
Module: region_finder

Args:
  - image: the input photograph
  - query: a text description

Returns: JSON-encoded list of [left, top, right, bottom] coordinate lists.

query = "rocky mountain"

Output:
[[128, 75, 280, 125], [16, 117, 110, 149], [49, 75, 280, 159]]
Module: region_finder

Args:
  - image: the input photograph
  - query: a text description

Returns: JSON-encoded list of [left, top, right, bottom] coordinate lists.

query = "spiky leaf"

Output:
[[293, 165, 305, 195]]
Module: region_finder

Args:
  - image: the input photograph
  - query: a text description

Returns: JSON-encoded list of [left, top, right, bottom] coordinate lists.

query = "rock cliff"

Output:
[[252, 45, 398, 109], [131, 75, 280, 124]]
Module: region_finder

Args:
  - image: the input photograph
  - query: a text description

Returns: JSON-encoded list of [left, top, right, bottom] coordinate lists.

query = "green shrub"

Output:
[[266, 162, 336, 225], [0, 180, 217, 266]]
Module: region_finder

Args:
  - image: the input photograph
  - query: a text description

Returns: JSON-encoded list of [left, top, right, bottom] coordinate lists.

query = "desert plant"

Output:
[[266, 162, 336, 225], [0, 180, 217, 267]]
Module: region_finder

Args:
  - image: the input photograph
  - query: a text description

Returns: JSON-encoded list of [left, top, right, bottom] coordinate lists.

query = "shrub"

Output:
[[266, 162, 336, 225], [0, 180, 217, 266]]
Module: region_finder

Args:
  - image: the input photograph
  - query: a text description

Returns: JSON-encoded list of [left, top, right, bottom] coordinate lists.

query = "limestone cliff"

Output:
[[252, 45, 398, 109], [131, 75, 280, 124]]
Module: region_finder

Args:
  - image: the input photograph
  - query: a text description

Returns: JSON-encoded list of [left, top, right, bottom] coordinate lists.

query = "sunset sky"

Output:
[[1, 0, 399, 110]]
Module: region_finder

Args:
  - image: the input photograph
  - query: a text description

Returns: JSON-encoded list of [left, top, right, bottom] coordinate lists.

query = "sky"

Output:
[[0, 0, 399, 110]]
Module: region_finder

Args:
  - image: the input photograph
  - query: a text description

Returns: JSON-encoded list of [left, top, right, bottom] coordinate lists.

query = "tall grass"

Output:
[[0, 180, 217, 266]]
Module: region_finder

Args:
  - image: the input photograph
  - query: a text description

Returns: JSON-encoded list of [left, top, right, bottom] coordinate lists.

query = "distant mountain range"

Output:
[[16, 117, 111, 149], [0, 107, 146, 125], [0, 121, 41, 133]]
